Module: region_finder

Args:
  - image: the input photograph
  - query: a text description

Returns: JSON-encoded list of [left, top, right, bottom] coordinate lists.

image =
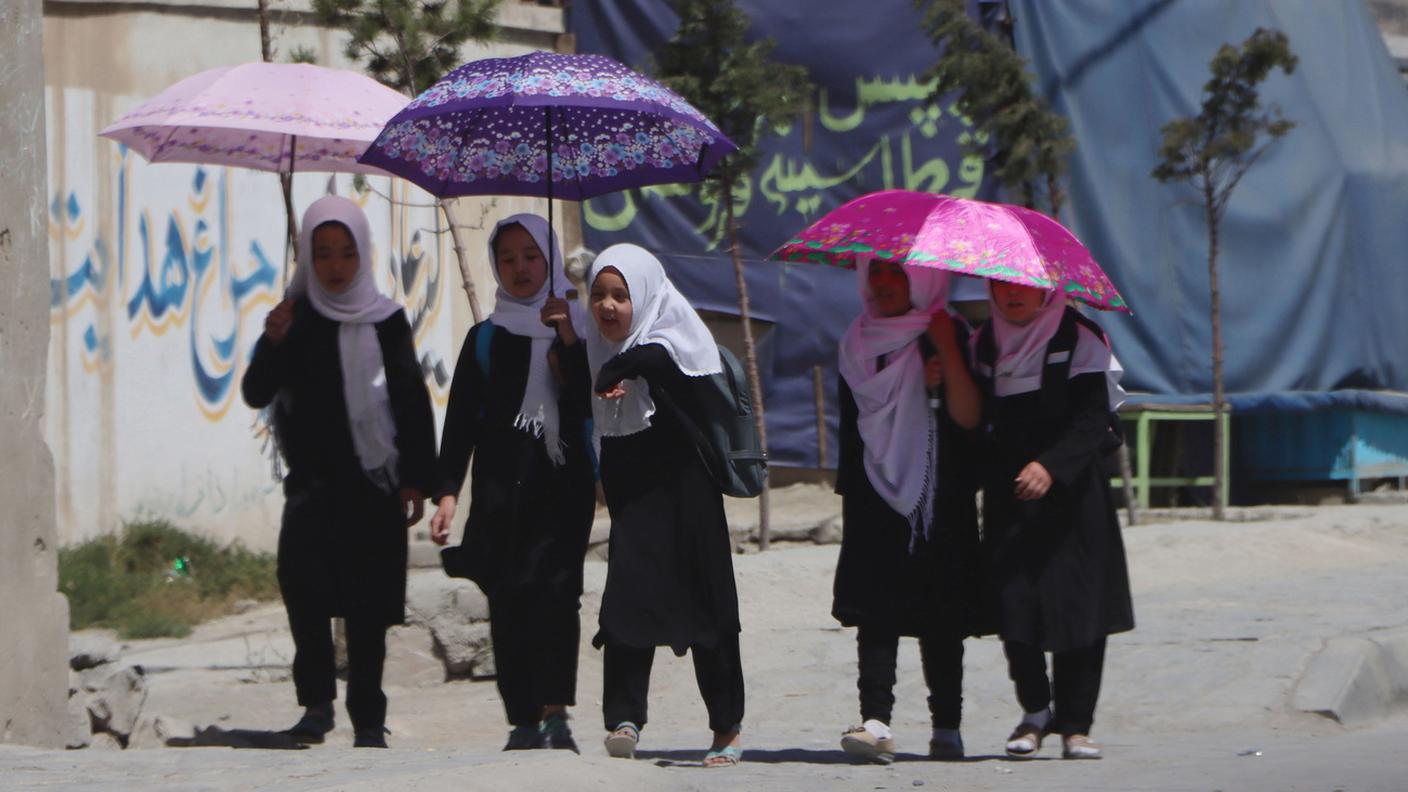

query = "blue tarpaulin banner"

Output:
[[1010, 0, 1408, 413], [568, 1, 1000, 467]]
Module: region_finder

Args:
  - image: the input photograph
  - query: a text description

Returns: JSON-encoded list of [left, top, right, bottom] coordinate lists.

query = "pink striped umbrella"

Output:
[[773, 189, 1130, 313]]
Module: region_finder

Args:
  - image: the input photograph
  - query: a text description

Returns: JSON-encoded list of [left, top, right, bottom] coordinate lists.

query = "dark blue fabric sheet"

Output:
[[1011, 0, 1408, 411], [569, 1, 1002, 466]]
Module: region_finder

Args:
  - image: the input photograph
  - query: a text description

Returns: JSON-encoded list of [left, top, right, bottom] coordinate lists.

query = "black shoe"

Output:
[[285, 704, 335, 744], [353, 727, 389, 749], [542, 714, 579, 754], [504, 725, 546, 750]]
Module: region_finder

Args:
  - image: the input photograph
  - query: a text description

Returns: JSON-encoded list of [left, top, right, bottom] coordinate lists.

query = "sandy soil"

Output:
[[4, 500, 1407, 791]]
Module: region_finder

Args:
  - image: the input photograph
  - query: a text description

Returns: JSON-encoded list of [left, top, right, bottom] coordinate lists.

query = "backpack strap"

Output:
[[472, 320, 495, 421], [474, 319, 496, 384], [1037, 306, 1080, 417]]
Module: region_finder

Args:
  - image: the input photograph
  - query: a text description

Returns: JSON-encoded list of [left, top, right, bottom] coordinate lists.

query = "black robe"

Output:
[[980, 369, 1135, 652], [241, 299, 436, 626], [591, 343, 741, 656], [832, 319, 982, 638], [435, 321, 597, 604]]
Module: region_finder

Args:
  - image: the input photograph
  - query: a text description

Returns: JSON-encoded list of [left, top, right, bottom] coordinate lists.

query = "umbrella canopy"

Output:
[[100, 62, 408, 174], [773, 189, 1130, 312], [357, 51, 737, 199]]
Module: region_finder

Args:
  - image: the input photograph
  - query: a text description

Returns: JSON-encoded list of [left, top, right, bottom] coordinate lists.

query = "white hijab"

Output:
[[838, 256, 952, 545], [987, 285, 1126, 408], [487, 213, 588, 465], [585, 244, 722, 447], [287, 195, 402, 491]]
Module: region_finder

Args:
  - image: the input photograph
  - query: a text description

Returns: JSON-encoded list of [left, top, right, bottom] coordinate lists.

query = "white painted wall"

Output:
[[43, 0, 572, 549]]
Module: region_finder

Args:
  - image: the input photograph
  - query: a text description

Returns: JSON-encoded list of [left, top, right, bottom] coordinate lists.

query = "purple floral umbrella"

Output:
[[773, 189, 1131, 313], [358, 51, 738, 291]]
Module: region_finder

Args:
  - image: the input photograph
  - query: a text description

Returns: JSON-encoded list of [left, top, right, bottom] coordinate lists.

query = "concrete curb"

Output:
[[1294, 627, 1408, 724]]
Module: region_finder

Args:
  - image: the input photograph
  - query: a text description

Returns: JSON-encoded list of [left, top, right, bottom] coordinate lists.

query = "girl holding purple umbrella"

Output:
[[970, 280, 1134, 760], [242, 196, 437, 749], [429, 213, 596, 752], [832, 256, 983, 764]]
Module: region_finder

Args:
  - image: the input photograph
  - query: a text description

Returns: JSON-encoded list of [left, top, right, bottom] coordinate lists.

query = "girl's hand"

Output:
[[429, 495, 456, 545], [1014, 461, 1052, 501], [927, 311, 957, 355], [924, 355, 944, 388], [400, 487, 426, 527], [265, 299, 294, 343], [541, 297, 577, 346], [597, 382, 627, 400]]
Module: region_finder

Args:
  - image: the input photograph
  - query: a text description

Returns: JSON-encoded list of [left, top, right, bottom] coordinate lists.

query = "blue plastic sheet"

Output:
[[1011, 0, 1408, 411]]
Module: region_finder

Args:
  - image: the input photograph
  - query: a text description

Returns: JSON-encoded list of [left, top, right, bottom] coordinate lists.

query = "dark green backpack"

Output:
[[653, 345, 768, 498]]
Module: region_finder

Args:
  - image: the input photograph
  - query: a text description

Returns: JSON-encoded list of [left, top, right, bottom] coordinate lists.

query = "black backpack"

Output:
[[651, 345, 768, 498], [974, 306, 1124, 456]]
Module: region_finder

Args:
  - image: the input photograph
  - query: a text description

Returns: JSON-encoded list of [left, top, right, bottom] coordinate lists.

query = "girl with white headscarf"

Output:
[[971, 280, 1134, 761], [831, 257, 982, 764], [583, 244, 744, 767], [428, 213, 597, 752], [242, 195, 437, 749]]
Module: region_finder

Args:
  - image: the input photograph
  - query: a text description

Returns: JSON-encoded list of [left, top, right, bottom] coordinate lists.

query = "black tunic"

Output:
[[980, 369, 1135, 652], [832, 319, 982, 638], [591, 343, 741, 657], [241, 299, 436, 626], [435, 321, 597, 604]]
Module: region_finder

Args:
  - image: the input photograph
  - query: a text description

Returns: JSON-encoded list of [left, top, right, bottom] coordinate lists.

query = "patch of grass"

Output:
[[59, 520, 279, 639]]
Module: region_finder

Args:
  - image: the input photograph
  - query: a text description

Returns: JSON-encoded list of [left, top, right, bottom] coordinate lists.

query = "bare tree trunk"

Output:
[[439, 198, 484, 324], [257, 0, 272, 61], [1116, 440, 1138, 526], [1204, 179, 1227, 520], [723, 180, 770, 550]]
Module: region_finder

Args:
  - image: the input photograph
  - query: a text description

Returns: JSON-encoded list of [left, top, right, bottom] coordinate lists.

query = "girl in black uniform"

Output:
[[429, 214, 596, 752], [242, 196, 436, 749], [585, 244, 745, 767], [974, 280, 1134, 760], [833, 258, 981, 764]]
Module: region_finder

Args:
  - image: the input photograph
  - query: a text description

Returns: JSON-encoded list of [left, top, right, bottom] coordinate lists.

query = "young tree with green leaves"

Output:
[[655, 0, 812, 549], [313, 0, 502, 322], [915, 0, 1074, 217], [1153, 28, 1297, 520]]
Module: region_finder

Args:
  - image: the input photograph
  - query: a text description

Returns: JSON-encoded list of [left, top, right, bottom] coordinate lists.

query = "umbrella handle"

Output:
[[546, 105, 556, 300]]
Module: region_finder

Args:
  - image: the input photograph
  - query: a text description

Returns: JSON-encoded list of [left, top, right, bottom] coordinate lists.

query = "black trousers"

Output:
[[1003, 638, 1107, 735], [856, 624, 965, 730], [489, 597, 582, 727], [602, 635, 745, 734], [286, 605, 388, 732]]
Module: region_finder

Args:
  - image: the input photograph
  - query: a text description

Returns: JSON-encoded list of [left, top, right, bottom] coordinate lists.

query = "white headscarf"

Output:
[[487, 213, 588, 465], [838, 256, 952, 545], [287, 195, 402, 491], [986, 285, 1126, 408], [585, 244, 722, 447]]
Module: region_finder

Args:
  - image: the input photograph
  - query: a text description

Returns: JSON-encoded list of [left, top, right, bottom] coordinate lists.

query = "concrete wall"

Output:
[[0, 0, 71, 749], [42, 0, 578, 550]]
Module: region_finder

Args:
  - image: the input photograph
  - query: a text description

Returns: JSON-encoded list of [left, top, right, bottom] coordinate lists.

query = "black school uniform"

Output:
[[592, 343, 744, 734], [832, 318, 981, 730], [977, 307, 1134, 735], [241, 298, 436, 732], [435, 321, 597, 728]]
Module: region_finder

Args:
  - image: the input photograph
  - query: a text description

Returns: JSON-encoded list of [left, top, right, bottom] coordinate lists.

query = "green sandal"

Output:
[[703, 745, 743, 767]]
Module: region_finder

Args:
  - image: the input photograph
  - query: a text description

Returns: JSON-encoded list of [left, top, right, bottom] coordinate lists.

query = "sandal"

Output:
[[703, 745, 743, 767], [604, 722, 639, 759]]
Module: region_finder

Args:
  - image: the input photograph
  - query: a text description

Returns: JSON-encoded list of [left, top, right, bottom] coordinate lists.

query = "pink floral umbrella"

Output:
[[772, 189, 1130, 313], [99, 62, 408, 174]]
